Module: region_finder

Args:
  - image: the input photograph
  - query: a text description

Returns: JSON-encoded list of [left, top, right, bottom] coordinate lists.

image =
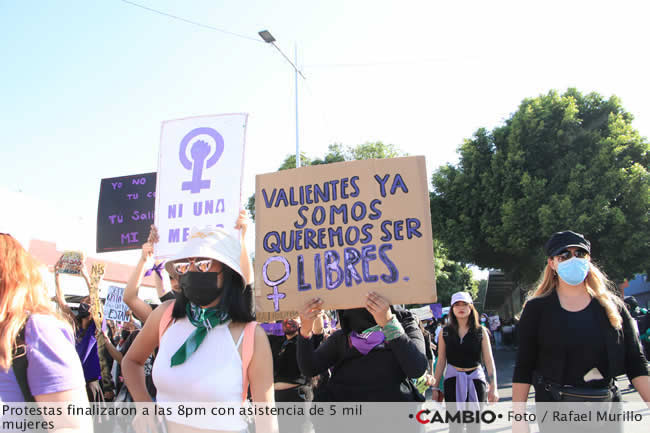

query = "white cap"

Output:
[[164, 226, 245, 285], [451, 291, 473, 306]]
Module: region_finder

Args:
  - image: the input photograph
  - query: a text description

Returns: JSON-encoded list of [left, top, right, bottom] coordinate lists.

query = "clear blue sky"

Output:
[[2, 0, 649, 267]]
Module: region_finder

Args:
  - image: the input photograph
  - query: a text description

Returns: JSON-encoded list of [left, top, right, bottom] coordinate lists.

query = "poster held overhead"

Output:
[[255, 156, 436, 313], [154, 114, 247, 259], [96, 172, 156, 253], [58, 251, 85, 275], [104, 286, 131, 323]]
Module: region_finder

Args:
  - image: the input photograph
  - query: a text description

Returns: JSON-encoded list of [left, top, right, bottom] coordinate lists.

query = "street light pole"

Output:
[[294, 44, 299, 168], [258, 30, 305, 168]]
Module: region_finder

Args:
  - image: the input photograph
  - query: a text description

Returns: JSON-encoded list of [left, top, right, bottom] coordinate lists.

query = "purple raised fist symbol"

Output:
[[179, 127, 224, 194]]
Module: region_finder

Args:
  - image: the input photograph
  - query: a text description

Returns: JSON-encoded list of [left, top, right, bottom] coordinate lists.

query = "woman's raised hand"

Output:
[[365, 291, 393, 327], [299, 298, 324, 338], [235, 209, 249, 239]]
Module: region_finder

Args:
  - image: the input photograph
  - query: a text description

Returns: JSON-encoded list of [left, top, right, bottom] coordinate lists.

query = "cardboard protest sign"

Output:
[[96, 172, 156, 252], [155, 114, 247, 259], [256, 310, 301, 323], [58, 251, 85, 275], [255, 156, 436, 313], [103, 286, 130, 322]]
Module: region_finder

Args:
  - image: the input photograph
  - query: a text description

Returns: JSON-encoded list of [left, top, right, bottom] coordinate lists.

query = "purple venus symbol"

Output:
[[179, 127, 224, 194], [263, 256, 291, 312]]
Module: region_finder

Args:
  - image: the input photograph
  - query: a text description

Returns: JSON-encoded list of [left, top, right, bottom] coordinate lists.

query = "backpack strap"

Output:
[[12, 323, 35, 402], [158, 301, 176, 342], [241, 321, 257, 402]]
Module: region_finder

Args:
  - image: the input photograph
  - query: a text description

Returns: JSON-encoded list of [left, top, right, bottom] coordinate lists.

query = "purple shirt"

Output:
[[0, 315, 85, 402], [75, 320, 101, 382]]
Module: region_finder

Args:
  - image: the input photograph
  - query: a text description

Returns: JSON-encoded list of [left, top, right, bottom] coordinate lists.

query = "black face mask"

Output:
[[78, 303, 90, 319], [341, 308, 376, 333], [179, 271, 223, 307]]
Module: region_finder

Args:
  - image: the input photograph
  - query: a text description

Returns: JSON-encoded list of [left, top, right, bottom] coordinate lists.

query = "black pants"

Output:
[[275, 386, 309, 433], [443, 377, 486, 433]]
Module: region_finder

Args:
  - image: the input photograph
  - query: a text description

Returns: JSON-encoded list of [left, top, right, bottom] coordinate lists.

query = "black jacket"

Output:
[[296, 308, 427, 402], [513, 290, 649, 386]]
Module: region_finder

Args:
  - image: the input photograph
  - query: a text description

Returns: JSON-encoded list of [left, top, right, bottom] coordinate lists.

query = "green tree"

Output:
[[430, 89, 649, 283], [474, 279, 488, 314], [311, 143, 346, 165], [277, 152, 312, 171], [347, 141, 402, 160], [433, 241, 479, 306]]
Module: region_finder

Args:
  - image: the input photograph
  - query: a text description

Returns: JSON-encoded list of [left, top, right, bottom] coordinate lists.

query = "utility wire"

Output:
[[304, 55, 482, 69], [117, 0, 263, 43]]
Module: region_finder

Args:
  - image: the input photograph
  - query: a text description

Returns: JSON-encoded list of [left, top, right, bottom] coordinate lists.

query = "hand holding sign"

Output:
[[365, 291, 393, 327], [140, 242, 154, 262], [234, 209, 249, 240], [147, 224, 160, 244], [299, 297, 324, 338]]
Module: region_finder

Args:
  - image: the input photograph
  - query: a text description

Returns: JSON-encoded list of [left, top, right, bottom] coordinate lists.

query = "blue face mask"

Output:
[[557, 257, 590, 286]]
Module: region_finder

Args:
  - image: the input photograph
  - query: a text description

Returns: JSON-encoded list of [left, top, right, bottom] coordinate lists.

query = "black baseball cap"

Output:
[[544, 230, 591, 257]]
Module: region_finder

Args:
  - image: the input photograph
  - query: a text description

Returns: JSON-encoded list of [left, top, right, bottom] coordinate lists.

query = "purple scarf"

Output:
[[444, 364, 486, 411], [349, 330, 385, 355]]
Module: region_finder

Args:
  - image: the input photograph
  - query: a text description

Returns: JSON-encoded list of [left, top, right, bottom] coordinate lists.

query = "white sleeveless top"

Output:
[[153, 317, 246, 431]]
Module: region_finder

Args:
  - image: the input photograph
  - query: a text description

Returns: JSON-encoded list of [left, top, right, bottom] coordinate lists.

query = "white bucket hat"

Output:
[[164, 226, 245, 285], [451, 291, 473, 306]]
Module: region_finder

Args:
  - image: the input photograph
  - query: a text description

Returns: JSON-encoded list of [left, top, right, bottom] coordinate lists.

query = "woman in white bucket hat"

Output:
[[432, 291, 498, 433], [123, 213, 277, 433]]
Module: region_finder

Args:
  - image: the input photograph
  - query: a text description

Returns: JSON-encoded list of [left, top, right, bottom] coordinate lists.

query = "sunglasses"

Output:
[[555, 250, 589, 262], [172, 257, 215, 275]]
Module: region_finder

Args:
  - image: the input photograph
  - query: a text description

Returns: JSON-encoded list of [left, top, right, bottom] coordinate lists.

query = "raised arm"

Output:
[[123, 242, 154, 323], [296, 298, 341, 376], [235, 209, 254, 285]]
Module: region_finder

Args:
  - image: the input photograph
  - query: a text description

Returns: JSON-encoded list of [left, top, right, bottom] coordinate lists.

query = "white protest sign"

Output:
[[103, 286, 130, 322], [410, 306, 434, 321], [155, 114, 247, 258]]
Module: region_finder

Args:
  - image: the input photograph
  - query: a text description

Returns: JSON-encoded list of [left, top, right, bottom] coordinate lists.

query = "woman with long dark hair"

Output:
[[512, 231, 650, 432], [432, 292, 498, 433], [123, 217, 277, 433]]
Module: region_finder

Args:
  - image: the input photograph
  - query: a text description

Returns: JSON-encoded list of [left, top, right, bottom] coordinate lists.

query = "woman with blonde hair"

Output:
[[0, 233, 90, 429], [512, 231, 650, 432]]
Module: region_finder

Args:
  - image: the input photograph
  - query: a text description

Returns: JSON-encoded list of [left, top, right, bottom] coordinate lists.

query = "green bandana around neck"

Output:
[[170, 303, 230, 366]]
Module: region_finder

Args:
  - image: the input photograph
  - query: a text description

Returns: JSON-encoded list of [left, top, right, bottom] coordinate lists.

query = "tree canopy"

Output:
[[430, 89, 649, 284]]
